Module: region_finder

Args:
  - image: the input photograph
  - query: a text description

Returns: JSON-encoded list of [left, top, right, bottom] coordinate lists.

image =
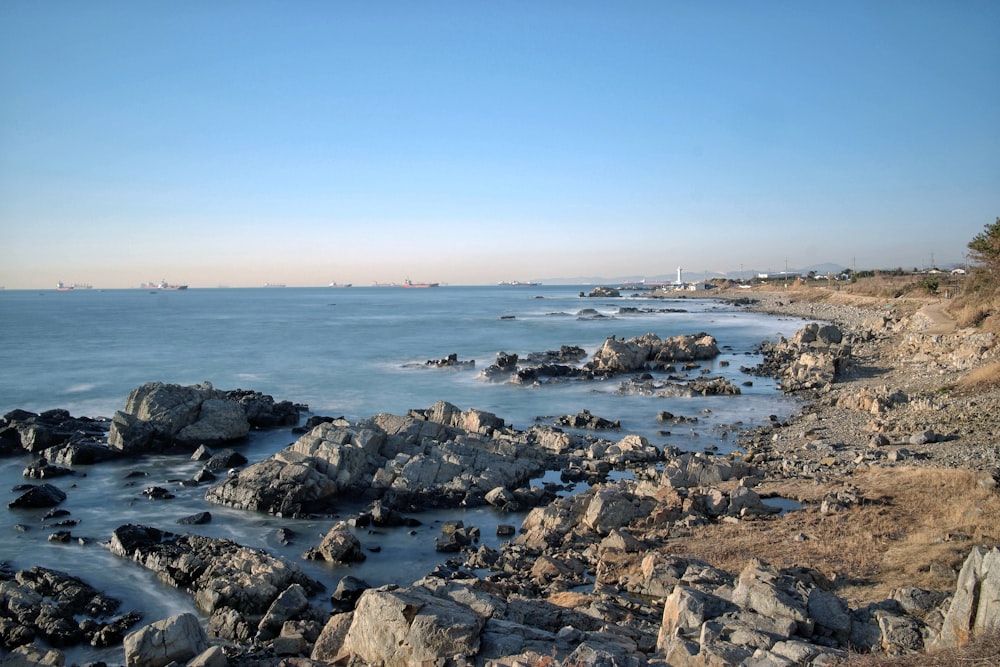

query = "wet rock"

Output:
[[109, 524, 325, 642], [108, 382, 296, 453], [556, 409, 621, 430], [205, 402, 545, 516], [1, 409, 109, 454], [202, 448, 248, 472], [176, 511, 212, 525], [8, 483, 66, 509], [586, 332, 720, 375], [304, 521, 365, 564], [0, 566, 138, 652]]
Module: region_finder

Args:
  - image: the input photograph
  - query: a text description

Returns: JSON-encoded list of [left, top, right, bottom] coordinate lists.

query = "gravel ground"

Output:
[[712, 288, 1000, 478]]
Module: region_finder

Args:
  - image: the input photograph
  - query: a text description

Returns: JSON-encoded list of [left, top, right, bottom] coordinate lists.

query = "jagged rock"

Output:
[[8, 483, 66, 509], [1, 644, 65, 667], [304, 521, 365, 564], [107, 383, 300, 453], [731, 559, 809, 630], [333, 586, 486, 665], [176, 511, 212, 525], [109, 524, 324, 642], [1, 409, 109, 454], [205, 403, 545, 515], [556, 410, 620, 430], [202, 448, 249, 472], [586, 332, 719, 375], [934, 545, 1000, 648], [0, 566, 137, 652], [256, 583, 312, 642], [332, 576, 371, 611], [123, 613, 209, 667]]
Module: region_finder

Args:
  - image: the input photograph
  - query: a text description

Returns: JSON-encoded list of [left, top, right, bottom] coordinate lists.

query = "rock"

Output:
[[332, 576, 371, 611], [176, 511, 212, 525], [187, 645, 228, 667], [256, 583, 311, 642], [934, 545, 1000, 648], [1, 644, 65, 667], [731, 559, 809, 629], [336, 586, 485, 665], [909, 430, 938, 446], [587, 286, 620, 297], [0, 566, 137, 651], [22, 460, 73, 479], [304, 521, 365, 564], [109, 524, 324, 641], [202, 448, 249, 472], [310, 612, 354, 662], [205, 404, 545, 515], [108, 382, 264, 452], [586, 332, 720, 375], [583, 485, 642, 536], [8, 483, 66, 509], [556, 410, 620, 430], [1, 409, 109, 454], [123, 613, 209, 667]]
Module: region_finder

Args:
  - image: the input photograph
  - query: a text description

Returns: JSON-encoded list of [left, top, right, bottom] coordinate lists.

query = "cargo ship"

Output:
[[142, 280, 188, 290]]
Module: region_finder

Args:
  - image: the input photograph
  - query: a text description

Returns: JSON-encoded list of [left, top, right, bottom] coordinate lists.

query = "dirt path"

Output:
[[916, 299, 958, 334]]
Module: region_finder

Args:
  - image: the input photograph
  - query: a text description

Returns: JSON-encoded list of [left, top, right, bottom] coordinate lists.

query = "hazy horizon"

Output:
[[2, 2, 998, 290]]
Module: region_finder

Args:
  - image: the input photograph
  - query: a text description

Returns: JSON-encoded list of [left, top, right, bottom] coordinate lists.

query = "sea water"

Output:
[[0, 285, 808, 662]]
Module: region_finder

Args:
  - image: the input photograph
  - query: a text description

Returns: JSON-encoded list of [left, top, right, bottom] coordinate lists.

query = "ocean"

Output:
[[0, 285, 806, 662]]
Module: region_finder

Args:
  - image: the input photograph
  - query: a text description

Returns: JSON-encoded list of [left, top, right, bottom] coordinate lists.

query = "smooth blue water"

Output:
[[0, 285, 807, 662]]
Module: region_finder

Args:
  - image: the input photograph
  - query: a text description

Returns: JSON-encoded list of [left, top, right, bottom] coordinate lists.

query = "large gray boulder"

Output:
[[335, 586, 485, 665], [108, 382, 249, 451], [123, 613, 209, 667], [934, 545, 1000, 648]]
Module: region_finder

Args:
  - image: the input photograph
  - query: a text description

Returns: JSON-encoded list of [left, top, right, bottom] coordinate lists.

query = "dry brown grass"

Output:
[[956, 360, 1000, 391], [663, 467, 1000, 607], [836, 626, 1000, 666]]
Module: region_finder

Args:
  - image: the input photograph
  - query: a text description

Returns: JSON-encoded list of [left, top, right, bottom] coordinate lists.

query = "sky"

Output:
[[1, 2, 998, 289]]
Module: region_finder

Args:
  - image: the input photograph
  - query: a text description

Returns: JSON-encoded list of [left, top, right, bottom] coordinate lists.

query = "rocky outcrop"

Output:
[[7, 483, 66, 509], [0, 409, 109, 455], [107, 382, 302, 453], [585, 332, 720, 376], [123, 613, 209, 667], [587, 286, 621, 297], [108, 524, 325, 642], [303, 521, 365, 564], [335, 586, 486, 665], [0, 566, 141, 652], [204, 401, 546, 516], [751, 323, 852, 392], [934, 545, 1000, 648]]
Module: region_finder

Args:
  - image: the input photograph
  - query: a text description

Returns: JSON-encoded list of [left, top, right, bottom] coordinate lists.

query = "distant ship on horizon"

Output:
[[141, 280, 188, 290], [498, 280, 541, 287]]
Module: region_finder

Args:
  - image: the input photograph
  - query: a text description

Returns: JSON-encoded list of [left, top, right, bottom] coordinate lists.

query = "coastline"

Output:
[[3, 285, 999, 664]]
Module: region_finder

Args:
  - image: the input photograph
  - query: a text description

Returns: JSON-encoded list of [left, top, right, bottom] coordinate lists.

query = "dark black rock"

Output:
[[203, 449, 249, 472], [8, 483, 67, 509], [176, 511, 212, 525]]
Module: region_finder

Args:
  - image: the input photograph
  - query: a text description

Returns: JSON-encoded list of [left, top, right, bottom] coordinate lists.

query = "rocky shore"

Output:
[[3, 288, 1000, 666]]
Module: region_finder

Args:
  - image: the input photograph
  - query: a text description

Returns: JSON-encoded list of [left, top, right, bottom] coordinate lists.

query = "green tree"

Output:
[[968, 217, 1000, 270]]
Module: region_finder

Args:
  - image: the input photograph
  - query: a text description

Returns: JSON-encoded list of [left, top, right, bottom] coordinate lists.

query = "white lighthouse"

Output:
[[676, 266, 683, 285]]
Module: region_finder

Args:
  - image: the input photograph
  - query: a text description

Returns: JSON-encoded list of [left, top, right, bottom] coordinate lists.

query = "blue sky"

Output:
[[1, 1, 997, 288]]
